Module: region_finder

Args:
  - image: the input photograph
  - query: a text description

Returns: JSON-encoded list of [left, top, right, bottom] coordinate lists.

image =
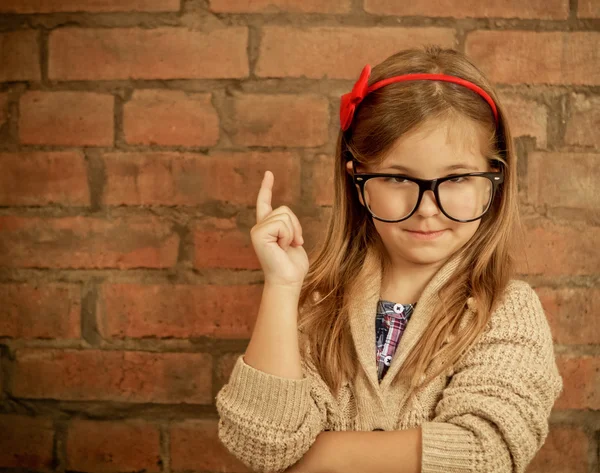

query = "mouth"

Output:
[[404, 229, 447, 240]]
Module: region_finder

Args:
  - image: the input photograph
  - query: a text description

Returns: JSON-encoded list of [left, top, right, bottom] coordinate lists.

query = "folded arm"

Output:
[[286, 281, 563, 473], [284, 428, 422, 473], [418, 281, 564, 473], [216, 353, 330, 473]]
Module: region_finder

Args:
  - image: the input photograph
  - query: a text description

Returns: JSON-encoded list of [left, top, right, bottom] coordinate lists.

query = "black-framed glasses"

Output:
[[349, 159, 504, 223]]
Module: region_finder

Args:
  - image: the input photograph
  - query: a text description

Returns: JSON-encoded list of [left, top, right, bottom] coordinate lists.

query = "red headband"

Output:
[[340, 64, 499, 131]]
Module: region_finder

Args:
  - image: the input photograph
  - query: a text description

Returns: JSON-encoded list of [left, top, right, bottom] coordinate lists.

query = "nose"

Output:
[[415, 190, 440, 217]]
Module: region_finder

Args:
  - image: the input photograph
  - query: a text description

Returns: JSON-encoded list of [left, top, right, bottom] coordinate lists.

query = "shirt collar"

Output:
[[348, 244, 467, 394]]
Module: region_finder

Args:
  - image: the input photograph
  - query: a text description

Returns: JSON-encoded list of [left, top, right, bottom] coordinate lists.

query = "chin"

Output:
[[394, 248, 453, 266]]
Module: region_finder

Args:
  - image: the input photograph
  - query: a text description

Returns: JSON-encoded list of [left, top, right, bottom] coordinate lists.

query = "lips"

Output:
[[404, 228, 448, 240]]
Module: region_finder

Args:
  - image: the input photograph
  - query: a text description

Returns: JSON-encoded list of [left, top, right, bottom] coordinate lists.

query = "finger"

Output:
[[275, 214, 295, 249], [262, 211, 302, 247], [266, 206, 304, 245], [286, 209, 304, 245], [263, 215, 294, 250], [259, 212, 300, 248], [256, 170, 273, 224]]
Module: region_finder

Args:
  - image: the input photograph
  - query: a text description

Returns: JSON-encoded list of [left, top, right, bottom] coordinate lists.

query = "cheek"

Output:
[[372, 221, 408, 246], [373, 219, 394, 237], [451, 220, 481, 241]]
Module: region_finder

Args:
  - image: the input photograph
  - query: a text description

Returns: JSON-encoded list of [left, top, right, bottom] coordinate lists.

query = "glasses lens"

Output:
[[364, 177, 420, 221], [438, 175, 493, 220], [363, 175, 494, 221]]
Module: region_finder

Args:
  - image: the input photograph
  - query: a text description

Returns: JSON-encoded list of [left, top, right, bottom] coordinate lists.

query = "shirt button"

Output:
[[393, 303, 404, 314]]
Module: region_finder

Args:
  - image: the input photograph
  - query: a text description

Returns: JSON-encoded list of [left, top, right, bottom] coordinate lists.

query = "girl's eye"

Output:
[[449, 176, 468, 183], [386, 177, 410, 184]]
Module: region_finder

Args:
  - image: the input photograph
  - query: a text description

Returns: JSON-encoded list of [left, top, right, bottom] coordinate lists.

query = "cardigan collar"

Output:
[[347, 244, 466, 398]]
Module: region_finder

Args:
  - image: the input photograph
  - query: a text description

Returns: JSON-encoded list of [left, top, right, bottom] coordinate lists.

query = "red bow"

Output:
[[339, 64, 372, 131]]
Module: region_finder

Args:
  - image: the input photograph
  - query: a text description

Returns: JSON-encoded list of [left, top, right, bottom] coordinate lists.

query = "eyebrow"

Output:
[[381, 163, 482, 173]]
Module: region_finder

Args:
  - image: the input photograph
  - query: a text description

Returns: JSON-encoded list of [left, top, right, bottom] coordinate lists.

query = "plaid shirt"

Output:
[[375, 299, 416, 382]]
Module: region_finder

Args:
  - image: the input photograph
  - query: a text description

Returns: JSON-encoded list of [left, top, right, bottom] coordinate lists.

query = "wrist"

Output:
[[264, 281, 303, 292]]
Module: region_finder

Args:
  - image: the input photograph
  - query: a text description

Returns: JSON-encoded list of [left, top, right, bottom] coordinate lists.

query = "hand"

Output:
[[250, 170, 309, 288]]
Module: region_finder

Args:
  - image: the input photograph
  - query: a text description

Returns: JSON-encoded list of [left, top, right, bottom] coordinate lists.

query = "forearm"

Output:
[[243, 282, 304, 379], [297, 428, 422, 473]]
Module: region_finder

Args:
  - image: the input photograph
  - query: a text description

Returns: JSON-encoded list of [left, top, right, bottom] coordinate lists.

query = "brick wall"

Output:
[[0, 1, 598, 472]]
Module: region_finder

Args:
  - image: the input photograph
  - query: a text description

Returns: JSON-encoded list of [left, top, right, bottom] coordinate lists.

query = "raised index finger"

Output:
[[256, 170, 273, 223]]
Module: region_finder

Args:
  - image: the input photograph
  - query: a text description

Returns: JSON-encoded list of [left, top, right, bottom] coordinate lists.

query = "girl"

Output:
[[215, 45, 564, 473]]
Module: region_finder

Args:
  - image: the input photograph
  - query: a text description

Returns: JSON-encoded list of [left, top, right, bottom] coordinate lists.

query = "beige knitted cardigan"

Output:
[[216, 246, 564, 473]]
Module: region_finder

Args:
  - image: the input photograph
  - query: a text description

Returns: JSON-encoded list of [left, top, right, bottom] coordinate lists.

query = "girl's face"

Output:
[[346, 116, 492, 268]]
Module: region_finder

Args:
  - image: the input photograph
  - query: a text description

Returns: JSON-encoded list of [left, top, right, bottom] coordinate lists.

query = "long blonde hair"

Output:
[[297, 45, 522, 402]]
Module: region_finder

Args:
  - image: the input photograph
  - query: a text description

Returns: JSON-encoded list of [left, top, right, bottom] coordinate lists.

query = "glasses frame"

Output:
[[349, 159, 505, 223]]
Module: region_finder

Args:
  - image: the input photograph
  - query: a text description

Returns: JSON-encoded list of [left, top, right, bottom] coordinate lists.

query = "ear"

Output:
[[346, 159, 368, 174], [346, 160, 366, 207], [345, 160, 353, 175], [489, 158, 503, 173]]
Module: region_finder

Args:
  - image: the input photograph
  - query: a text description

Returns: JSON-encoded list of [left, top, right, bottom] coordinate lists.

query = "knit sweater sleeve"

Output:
[[215, 338, 329, 473], [420, 280, 564, 473]]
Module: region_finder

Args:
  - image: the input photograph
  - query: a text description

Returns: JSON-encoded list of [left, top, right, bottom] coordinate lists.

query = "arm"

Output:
[[418, 280, 564, 473], [244, 283, 305, 379], [289, 281, 563, 473], [216, 284, 328, 473], [285, 428, 422, 473]]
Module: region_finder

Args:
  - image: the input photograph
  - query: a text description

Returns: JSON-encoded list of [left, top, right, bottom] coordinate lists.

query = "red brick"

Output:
[[309, 154, 334, 206], [535, 287, 600, 346], [215, 352, 243, 392], [528, 425, 588, 473], [170, 419, 249, 472], [527, 152, 598, 210], [466, 31, 600, 85], [256, 26, 455, 79], [19, 91, 113, 146], [0, 415, 54, 469], [232, 94, 329, 146], [515, 218, 600, 276], [0, 0, 179, 13], [300, 207, 332, 253], [0, 283, 81, 339], [67, 419, 161, 473], [123, 90, 219, 147], [555, 355, 600, 410], [565, 93, 600, 148], [0, 93, 8, 128], [11, 348, 213, 404], [578, 0, 600, 18], [210, 0, 349, 13], [498, 94, 547, 148], [0, 216, 179, 269], [49, 27, 248, 80], [102, 151, 301, 206], [0, 31, 40, 82], [0, 152, 89, 206], [365, 0, 568, 19], [194, 217, 260, 269], [99, 284, 263, 339]]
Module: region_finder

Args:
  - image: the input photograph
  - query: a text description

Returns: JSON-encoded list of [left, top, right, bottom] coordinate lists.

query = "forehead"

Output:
[[376, 117, 490, 175]]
